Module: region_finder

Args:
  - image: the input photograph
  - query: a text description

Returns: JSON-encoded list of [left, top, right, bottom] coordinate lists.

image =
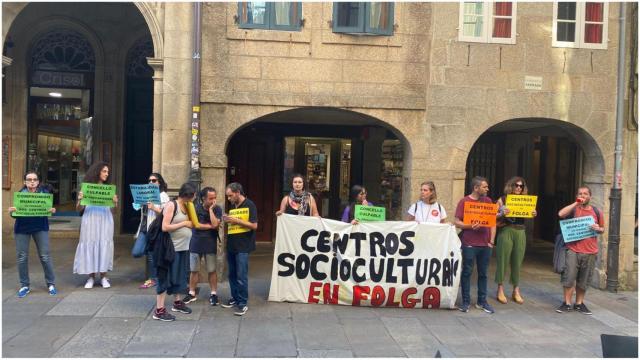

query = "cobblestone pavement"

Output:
[[2, 235, 637, 357]]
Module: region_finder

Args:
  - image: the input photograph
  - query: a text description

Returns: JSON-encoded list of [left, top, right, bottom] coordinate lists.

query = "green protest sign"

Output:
[[355, 205, 386, 222], [80, 183, 116, 207], [12, 192, 53, 217]]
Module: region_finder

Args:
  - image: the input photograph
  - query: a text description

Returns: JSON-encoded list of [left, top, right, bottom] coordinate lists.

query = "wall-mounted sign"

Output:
[[524, 76, 543, 90], [31, 71, 85, 87]]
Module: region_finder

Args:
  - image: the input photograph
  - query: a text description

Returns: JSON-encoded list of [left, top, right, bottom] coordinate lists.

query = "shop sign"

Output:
[[31, 71, 85, 87]]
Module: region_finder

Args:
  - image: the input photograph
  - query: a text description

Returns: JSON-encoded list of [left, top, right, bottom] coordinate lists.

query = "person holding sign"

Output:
[[275, 174, 319, 217], [555, 186, 604, 315], [7, 171, 57, 298], [494, 177, 537, 305], [454, 176, 496, 314], [74, 162, 118, 289], [133, 172, 170, 289], [152, 182, 196, 321], [406, 181, 447, 223], [183, 187, 223, 306], [341, 185, 373, 224], [220, 182, 258, 316]]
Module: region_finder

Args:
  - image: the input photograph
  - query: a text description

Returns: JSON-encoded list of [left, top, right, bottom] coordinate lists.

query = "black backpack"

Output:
[[146, 200, 177, 252]]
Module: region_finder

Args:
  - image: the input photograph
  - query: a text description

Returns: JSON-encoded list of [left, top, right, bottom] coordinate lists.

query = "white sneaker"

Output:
[[84, 277, 95, 289], [101, 277, 111, 288]]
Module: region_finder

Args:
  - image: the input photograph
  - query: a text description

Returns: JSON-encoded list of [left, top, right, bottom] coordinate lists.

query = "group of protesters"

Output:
[[9, 164, 604, 318]]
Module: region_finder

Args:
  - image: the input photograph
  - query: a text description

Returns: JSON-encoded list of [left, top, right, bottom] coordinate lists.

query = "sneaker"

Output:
[[139, 279, 156, 289], [101, 277, 111, 289], [171, 301, 193, 314], [458, 302, 470, 313], [17, 287, 30, 298], [182, 293, 197, 304], [555, 302, 573, 313], [234, 305, 248, 316], [209, 293, 218, 306], [220, 298, 237, 308], [574, 303, 593, 315], [153, 307, 176, 322], [475, 302, 495, 314], [84, 277, 94, 289], [48, 285, 57, 296]]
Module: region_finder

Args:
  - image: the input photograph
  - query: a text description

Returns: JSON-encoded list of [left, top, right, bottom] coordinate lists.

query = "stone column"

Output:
[[147, 57, 164, 173]]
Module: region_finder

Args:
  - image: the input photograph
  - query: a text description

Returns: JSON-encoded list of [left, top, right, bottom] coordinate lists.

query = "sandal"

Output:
[[139, 279, 156, 289]]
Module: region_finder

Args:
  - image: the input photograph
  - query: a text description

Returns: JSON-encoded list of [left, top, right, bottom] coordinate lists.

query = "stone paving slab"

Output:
[[95, 294, 154, 318], [46, 290, 114, 316], [122, 320, 197, 357], [53, 317, 143, 357], [292, 315, 351, 350], [297, 349, 354, 358], [2, 315, 91, 357], [341, 317, 406, 357], [236, 318, 297, 357], [186, 317, 240, 357], [380, 316, 442, 357]]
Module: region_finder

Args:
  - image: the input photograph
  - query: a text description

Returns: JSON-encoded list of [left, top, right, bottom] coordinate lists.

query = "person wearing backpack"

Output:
[[555, 185, 605, 315], [132, 172, 170, 289], [152, 182, 195, 322], [406, 181, 447, 224]]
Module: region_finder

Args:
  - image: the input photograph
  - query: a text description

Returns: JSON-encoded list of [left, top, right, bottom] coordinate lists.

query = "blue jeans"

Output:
[[132, 232, 156, 281], [15, 231, 56, 288], [461, 246, 492, 304], [227, 251, 249, 307]]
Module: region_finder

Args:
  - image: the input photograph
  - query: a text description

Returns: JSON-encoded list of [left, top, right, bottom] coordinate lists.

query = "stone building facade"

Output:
[[2, 2, 637, 289]]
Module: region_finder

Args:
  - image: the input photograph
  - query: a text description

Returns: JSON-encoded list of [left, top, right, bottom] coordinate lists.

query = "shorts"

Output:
[[189, 252, 217, 273], [561, 249, 596, 290]]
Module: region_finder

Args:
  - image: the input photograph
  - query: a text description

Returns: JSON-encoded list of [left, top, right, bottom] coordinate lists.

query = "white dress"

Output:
[[73, 205, 114, 274]]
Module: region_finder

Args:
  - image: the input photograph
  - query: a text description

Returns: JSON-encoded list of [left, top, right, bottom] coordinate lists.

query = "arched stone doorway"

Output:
[[2, 3, 160, 234], [224, 108, 412, 242], [464, 118, 605, 244]]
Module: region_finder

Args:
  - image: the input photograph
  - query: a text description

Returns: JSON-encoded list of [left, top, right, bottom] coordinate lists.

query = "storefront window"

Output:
[[380, 139, 403, 220]]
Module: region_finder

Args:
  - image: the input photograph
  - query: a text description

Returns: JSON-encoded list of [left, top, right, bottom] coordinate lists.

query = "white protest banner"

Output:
[[268, 214, 462, 309]]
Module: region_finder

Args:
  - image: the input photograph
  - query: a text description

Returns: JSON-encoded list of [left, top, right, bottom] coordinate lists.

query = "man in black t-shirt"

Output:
[[220, 182, 258, 316], [182, 187, 222, 306]]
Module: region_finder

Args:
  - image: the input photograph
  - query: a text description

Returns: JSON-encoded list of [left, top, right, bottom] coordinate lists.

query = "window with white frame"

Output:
[[458, 2, 517, 44], [553, 2, 608, 49]]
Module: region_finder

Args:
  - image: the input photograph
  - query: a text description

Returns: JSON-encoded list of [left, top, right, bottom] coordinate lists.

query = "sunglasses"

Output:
[[515, 183, 524, 188], [148, 179, 158, 183], [25, 178, 39, 182]]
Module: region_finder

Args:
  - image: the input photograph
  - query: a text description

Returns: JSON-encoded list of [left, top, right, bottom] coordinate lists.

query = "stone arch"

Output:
[[133, 3, 164, 60]]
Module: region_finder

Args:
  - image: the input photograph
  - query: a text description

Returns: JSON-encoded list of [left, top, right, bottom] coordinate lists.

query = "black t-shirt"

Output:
[[190, 203, 222, 254], [226, 198, 258, 253]]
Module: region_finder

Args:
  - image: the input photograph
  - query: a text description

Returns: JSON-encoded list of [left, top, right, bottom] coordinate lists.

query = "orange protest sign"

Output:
[[463, 202, 498, 227]]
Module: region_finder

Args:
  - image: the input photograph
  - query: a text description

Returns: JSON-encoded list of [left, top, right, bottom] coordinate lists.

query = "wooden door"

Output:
[[227, 134, 277, 242]]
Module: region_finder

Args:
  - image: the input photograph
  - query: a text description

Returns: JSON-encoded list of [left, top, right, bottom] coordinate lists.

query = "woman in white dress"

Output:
[[74, 161, 119, 288]]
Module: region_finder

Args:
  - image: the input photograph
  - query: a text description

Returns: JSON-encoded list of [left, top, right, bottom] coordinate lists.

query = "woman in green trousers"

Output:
[[495, 177, 537, 304]]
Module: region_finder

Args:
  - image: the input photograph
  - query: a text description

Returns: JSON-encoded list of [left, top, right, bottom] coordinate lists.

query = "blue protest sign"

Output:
[[129, 184, 161, 205], [559, 215, 596, 243]]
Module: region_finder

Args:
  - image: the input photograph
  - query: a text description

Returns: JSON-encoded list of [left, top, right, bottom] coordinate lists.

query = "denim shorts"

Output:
[[189, 252, 217, 273]]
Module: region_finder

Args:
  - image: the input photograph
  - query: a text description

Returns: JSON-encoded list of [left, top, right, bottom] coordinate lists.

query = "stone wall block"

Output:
[[428, 86, 486, 108], [261, 58, 342, 82]]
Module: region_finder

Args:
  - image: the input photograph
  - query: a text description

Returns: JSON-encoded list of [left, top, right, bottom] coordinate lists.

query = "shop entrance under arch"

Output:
[[464, 118, 605, 243], [226, 109, 408, 242]]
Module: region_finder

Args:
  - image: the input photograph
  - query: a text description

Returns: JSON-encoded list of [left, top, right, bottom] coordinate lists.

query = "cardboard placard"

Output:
[[354, 205, 386, 222], [560, 216, 596, 243], [227, 208, 250, 234], [129, 184, 161, 205], [463, 202, 498, 227], [505, 195, 538, 218], [80, 183, 116, 207], [186, 201, 201, 228], [12, 192, 53, 217]]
